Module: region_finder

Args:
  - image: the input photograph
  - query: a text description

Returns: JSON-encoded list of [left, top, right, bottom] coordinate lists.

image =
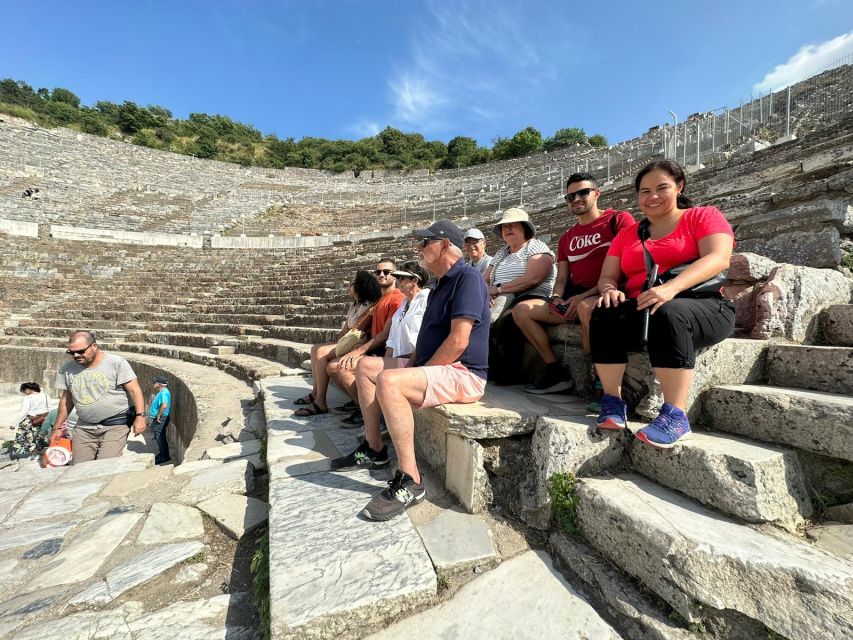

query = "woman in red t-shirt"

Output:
[[589, 160, 735, 448]]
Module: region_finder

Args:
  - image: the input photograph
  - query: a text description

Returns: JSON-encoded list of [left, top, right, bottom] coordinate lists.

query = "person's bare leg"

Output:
[[512, 299, 565, 365], [356, 357, 404, 451], [576, 297, 597, 354], [307, 343, 336, 397], [336, 365, 359, 401], [595, 363, 626, 398], [375, 368, 428, 483], [654, 368, 692, 410]]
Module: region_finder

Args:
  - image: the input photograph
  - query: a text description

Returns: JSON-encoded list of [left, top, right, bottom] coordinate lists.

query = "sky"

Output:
[[2, 0, 852, 147]]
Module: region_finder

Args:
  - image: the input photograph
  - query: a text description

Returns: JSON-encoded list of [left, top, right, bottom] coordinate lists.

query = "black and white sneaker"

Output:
[[524, 363, 574, 395], [340, 410, 364, 428], [329, 440, 389, 471], [361, 470, 425, 521]]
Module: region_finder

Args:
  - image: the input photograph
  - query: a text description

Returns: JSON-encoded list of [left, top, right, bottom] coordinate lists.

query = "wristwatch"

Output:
[[496, 283, 502, 293], [135, 412, 145, 417]]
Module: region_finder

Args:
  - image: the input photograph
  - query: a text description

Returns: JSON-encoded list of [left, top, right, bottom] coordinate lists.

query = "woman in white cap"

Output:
[[385, 261, 431, 359], [483, 207, 556, 385]]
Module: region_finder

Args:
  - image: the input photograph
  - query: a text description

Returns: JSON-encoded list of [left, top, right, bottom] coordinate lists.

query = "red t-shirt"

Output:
[[372, 288, 404, 337], [557, 209, 635, 288], [607, 206, 734, 299]]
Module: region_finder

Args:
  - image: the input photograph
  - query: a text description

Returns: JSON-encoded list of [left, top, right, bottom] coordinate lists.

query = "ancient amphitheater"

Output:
[[0, 64, 851, 640]]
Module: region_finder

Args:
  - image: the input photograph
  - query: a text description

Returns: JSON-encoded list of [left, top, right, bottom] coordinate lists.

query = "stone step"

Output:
[[629, 430, 812, 530], [367, 549, 621, 639], [704, 384, 853, 461], [576, 474, 853, 640], [266, 325, 339, 344], [766, 343, 853, 395], [268, 467, 436, 639], [821, 304, 853, 346]]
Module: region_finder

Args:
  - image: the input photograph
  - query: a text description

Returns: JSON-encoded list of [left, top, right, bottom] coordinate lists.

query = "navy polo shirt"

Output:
[[414, 258, 490, 379]]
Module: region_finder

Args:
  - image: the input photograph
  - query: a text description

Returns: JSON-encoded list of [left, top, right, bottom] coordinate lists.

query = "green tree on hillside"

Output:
[[544, 127, 587, 150]]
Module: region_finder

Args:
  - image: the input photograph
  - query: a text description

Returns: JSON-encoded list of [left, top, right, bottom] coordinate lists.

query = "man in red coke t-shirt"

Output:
[[512, 173, 633, 395]]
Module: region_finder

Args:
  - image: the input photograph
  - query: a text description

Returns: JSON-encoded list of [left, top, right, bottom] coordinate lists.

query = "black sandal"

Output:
[[293, 392, 315, 406], [293, 402, 329, 417]]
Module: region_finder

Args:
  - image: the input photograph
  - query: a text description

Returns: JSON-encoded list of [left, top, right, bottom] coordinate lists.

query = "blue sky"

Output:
[[2, 0, 852, 147]]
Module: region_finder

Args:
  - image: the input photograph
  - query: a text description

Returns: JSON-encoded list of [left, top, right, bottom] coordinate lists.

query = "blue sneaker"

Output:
[[596, 394, 627, 430], [636, 403, 691, 448]]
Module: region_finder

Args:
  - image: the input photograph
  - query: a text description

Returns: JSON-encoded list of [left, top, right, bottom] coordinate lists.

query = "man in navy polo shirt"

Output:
[[330, 219, 490, 521]]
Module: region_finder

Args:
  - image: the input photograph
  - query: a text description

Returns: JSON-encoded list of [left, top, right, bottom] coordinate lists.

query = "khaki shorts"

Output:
[[72, 425, 129, 465]]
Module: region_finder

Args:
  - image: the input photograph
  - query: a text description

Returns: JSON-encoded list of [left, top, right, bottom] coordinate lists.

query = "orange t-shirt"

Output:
[[372, 288, 404, 337]]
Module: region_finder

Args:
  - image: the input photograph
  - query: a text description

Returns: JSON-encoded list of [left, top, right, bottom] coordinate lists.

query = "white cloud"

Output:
[[346, 119, 382, 138], [754, 31, 853, 93]]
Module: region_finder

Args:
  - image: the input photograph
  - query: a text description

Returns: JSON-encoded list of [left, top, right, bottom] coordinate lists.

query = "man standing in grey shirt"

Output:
[[52, 331, 147, 464], [464, 228, 492, 275]]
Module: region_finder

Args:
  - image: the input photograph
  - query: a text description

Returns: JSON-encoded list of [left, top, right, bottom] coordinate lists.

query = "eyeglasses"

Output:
[[464, 238, 483, 246], [373, 269, 393, 276], [564, 187, 596, 203], [66, 344, 93, 356], [416, 237, 443, 248]]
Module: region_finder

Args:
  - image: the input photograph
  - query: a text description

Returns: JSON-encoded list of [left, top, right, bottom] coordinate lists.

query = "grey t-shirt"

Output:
[[466, 254, 492, 275], [55, 353, 137, 427]]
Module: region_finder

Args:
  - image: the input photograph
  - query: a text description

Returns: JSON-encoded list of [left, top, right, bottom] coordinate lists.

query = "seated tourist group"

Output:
[[293, 159, 735, 520]]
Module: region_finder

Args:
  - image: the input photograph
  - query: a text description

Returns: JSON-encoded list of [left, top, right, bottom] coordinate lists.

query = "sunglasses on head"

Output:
[[564, 187, 596, 202], [66, 344, 93, 356], [373, 269, 393, 276]]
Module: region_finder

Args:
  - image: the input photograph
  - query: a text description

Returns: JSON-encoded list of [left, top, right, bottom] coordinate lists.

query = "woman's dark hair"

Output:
[[398, 261, 429, 286], [20, 382, 41, 393], [352, 270, 382, 305], [634, 160, 694, 208]]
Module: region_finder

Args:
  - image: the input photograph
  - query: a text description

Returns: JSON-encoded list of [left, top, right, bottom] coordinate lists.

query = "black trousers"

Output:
[[590, 296, 735, 369]]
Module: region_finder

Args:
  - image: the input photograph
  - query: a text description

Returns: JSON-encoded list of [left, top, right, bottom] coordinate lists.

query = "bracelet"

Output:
[[600, 284, 617, 293]]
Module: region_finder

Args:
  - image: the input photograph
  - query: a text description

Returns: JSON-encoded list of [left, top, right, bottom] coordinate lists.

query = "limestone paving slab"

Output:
[[178, 459, 254, 505], [259, 376, 349, 434], [807, 524, 853, 561], [576, 474, 853, 640], [416, 509, 496, 571], [367, 550, 621, 640], [101, 464, 175, 498], [0, 519, 81, 553], [0, 487, 30, 525], [0, 459, 67, 489], [196, 494, 268, 539], [629, 430, 813, 530], [28, 512, 143, 590], [125, 593, 259, 640], [172, 459, 220, 476], [57, 454, 155, 483], [268, 468, 436, 639], [137, 502, 205, 544], [203, 439, 262, 462], [6, 481, 104, 525], [705, 384, 853, 461], [69, 540, 204, 606]]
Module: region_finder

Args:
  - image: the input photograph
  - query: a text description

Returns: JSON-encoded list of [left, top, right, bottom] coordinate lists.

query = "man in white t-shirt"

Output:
[[463, 228, 492, 275]]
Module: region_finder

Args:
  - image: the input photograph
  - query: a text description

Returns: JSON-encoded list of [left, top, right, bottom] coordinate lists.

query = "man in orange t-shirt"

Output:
[[329, 258, 403, 423]]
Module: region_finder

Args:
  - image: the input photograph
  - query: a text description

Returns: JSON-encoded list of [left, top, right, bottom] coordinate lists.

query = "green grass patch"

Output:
[[185, 550, 205, 564], [548, 472, 578, 534], [251, 531, 271, 640]]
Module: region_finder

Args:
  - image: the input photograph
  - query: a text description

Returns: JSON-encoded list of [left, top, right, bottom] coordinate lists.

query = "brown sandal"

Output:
[[293, 402, 328, 417], [293, 392, 315, 406]]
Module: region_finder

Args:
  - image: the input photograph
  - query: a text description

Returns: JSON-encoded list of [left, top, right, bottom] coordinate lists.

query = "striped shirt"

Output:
[[489, 238, 556, 299]]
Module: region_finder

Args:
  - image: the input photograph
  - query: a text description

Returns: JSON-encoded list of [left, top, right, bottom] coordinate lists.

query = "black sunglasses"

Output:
[[66, 344, 93, 356], [416, 237, 443, 248], [373, 269, 393, 276], [564, 187, 596, 202]]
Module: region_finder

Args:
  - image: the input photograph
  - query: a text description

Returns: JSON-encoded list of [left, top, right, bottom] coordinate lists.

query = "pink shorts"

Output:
[[419, 362, 487, 409]]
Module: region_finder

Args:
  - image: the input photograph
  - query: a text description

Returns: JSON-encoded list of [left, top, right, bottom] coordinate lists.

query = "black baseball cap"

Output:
[[413, 220, 465, 249]]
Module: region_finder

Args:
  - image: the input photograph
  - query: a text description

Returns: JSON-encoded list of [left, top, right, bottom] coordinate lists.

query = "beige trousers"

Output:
[[72, 425, 129, 465]]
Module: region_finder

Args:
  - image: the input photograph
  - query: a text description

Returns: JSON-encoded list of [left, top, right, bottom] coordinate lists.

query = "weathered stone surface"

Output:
[[101, 464, 174, 497], [736, 199, 853, 239], [767, 344, 853, 395], [727, 252, 778, 282], [58, 454, 154, 483], [208, 345, 235, 354], [722, 282, 758, 331], [196, 494, 268, 539], [0, 487, 30, 525], [822, 304, 853, 346], [266, 428, 332, 476], [367, 550, 621, 639], [0, 459, 67, 489], [173, 562, 208, 585], [268, 469, 435, 640], [172, 459, 219, 476], [576, 475, 853, 640], [22, 538, 62, 559], [11, 605, 134, 640], [751, 263, 853, 342], [6, 481, 104, 524], [739, 225, 842, 268], [824, 502, 853, 524], [412, 415, 447, 480], [445, 434, 489, 513], [705, 384, 853, 461], [178, 459, 254, 505], [125, 594, 257, 639], [70, 541, 204, 605], [203, 439, 261, 462], [549, 532, 692, 640], [807, 524, 853, 561], [0, 519, 80, 552], [630, 431, 812, 530], [416, 509, 496, 571], [530, 416, 626, 529], [28, 512, 143, 589], [624, 337, 766, 420], [137, 502, 205, 543]]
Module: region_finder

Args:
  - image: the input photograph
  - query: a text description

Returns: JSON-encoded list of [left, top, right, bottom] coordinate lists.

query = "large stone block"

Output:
[[576, 475, 853, 640], [739, 225, 842, 268], [630, 432, 812, 530], [727, 252, 778, 282], [445, 434, 489, 513], [529, 416, 626, 529], [736, 198, 853, 239], [821, 304, 853, 346], [704, 384, 853, 462], [766, 344, 853, 395], [751, 264, 853, 342]]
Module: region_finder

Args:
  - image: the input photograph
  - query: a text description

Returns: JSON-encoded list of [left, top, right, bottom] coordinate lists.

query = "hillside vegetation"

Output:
[[0, 78, 606, 173]]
